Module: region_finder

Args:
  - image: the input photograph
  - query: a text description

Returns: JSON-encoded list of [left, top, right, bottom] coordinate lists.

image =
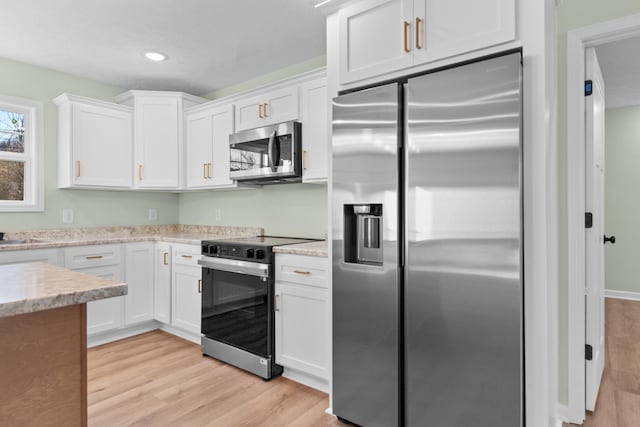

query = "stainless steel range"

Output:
[[198, 236, 314, 380]]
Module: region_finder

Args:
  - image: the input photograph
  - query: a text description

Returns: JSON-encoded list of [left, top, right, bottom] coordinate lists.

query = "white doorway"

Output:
[[567, 14, 640, 424]]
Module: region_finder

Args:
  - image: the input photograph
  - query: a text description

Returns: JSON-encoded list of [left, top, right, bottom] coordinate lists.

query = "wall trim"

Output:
[[605, 289, 640, 301], [566, 12, 640, 425], [87, 321, 159, 348], [555, 402, 570, 424]]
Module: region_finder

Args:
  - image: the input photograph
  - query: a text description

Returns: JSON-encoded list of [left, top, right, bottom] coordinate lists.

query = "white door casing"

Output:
[[584, 46, 606, 412]]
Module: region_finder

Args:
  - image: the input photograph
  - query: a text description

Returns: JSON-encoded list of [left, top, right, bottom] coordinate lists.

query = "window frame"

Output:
[[0, 94, 44, 212]]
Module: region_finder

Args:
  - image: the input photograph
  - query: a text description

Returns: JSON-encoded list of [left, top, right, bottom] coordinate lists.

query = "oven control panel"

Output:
[[202, 243, 269, 262]]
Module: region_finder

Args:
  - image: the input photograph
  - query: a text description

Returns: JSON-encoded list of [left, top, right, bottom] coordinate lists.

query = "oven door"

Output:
[[199, 257, 272, 358], [229, 121, 301, 181]]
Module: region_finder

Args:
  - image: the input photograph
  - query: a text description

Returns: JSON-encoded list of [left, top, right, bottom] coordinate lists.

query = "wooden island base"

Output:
[[0, 304, 87, 427]]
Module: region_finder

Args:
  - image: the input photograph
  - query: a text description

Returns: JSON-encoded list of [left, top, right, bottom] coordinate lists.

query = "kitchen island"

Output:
[[0, 262, 127, 427]]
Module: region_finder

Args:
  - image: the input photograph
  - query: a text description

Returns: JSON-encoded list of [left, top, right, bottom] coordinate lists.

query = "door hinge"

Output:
[[585, 344, 593, 361], [585, 212, 593, 229], [585, 80, 593, 96]]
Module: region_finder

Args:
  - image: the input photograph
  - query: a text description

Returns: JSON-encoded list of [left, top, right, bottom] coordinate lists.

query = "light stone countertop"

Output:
[[273, 240, 328, 257], [0, 225, 263, 252], [0, 262, 127, 318]]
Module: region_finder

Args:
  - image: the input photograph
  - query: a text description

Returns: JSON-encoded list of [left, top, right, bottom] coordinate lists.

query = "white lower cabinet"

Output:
[[124, 242, 154, 325], [171, 244, 202, 336], [154, 242, 172, 324], [63, 245, 125, 336], [275, 254, 329, 390]]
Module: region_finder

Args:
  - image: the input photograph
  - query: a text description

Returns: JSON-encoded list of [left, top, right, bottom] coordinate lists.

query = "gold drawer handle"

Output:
[[86, 255, 103, 260], [75, 160, 81, 178], [138, 165, 143, 181], [181, 254, 193, 259], [263, 102, 268, 117], [403, 21, 411, 53], [163, 252, 168, 265], [258, 103, 264, 118], [293, 270, 311, 275], [416, 17, 423, 49]]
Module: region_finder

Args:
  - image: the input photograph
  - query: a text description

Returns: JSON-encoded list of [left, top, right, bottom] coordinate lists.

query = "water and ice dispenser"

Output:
[[343, 204, 383, 266]]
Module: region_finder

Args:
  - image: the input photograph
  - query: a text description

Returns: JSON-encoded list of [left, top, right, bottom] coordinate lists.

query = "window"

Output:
[[0, 95, 43, 211]]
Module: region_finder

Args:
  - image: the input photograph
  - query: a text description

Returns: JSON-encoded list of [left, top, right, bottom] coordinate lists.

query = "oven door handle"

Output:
[[198, 257, 269, 278]]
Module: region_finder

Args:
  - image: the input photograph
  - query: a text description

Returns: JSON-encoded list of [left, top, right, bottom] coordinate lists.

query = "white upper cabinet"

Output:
[[235, 86, 299, 132], [54, 94, 133, 189], [300, 77, 329, 183], [116, 91, 206, 190], [185, 103, 236, 189], [338, 0, 515, 84]]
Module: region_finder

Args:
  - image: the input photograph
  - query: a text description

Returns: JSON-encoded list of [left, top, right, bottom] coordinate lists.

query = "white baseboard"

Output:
[[554, 402, 570, 425], [605, 289, 640, 301], [87, 321, 160, 348], [282, 367, 329, 393], [159, 324, 201, 345]]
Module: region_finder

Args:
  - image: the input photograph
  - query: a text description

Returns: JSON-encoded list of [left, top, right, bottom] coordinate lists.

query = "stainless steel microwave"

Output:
[[229, 121, 302, 184]]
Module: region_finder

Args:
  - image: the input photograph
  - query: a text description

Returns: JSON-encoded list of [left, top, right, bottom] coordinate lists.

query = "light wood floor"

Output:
[[566, 298, 640, 427], [88, 330, 343, 426]]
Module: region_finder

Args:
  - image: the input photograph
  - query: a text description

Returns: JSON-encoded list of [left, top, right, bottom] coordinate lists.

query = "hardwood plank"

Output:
[[565, 298, 640, 427], [88, 330, 339, 427]]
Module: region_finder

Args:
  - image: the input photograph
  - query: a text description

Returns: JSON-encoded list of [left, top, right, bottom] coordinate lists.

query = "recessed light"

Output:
[[144, 51, 167, 62]]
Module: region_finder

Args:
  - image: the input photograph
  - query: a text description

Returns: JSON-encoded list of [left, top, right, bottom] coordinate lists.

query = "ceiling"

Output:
[[595, 36, 640, 109], [0, 0, 327, 96]]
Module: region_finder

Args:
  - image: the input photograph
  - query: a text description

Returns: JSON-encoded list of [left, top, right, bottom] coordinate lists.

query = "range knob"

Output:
[[255, 249, 265, 259], [246, 249, 255, 259], [209, 245, 219, 255]]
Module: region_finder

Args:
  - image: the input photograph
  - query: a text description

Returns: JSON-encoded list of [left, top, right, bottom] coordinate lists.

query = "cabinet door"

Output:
[[72, 103, 132, 188], [235, 93, 265, 132], [339, 0, 414, 84], [172, 265, 202, 335], [124, 242, 154, 325], [209, 104, 235, 187], [154, 243, 171, 324], [134, 96, 180, 188], [275, 282, 328, 379], [185, 109, 212, 188], [171, 244, 202, 335], [413, 0, 515, 65], [300, 78, 329, 183], [262, 86, 299, 126], [81, 265, 125, 335]]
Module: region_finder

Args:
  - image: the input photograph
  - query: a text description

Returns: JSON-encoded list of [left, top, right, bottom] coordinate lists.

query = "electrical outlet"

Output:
[[148, 208, 158, 221], [214, 208, 221, 222], [62, 209, 74, 224]]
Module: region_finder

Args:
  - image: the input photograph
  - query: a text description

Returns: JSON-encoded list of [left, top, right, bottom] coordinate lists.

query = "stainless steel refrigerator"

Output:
[[332, 52, 522, 427]]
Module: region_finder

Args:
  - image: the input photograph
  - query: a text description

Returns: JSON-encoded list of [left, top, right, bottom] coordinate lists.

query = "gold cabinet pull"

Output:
[[415, 17, 423, 49], [293, 270, 311, 275], [138, 165, 143, 181], [263, 102, 268, 117], [403, 21, 411, 53], [163, 252, 168, 265], [86, 255, 103, 260], [198, 279, 202, 294], [207, 163, 212, 179], [302, 150, 308, 171], [75, 160, 81, 178], [203, 163, 207, 179], [181, 254, 193, 259], [258, 103, 264, 118]]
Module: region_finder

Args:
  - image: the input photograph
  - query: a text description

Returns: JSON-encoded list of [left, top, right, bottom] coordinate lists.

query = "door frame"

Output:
[[566, 12, 640, 424]]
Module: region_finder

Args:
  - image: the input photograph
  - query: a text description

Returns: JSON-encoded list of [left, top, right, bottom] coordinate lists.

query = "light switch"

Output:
[[148, 208, 158, 221]]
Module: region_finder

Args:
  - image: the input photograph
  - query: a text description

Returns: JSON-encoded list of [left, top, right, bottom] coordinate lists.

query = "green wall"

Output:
[[557, 0, 640, 405], [604, 106, 640, 293], [0, 57, 179, 231], [178, 184, 327, 239]]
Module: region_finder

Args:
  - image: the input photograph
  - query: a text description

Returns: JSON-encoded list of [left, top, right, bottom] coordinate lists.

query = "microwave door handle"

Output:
[[267, 129, 279, 172]]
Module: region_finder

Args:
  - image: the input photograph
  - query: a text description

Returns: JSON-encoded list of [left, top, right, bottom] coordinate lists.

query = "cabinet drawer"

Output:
[[64, 244, 122, 269], [275, 254, 328, 289], [172, 244, 201, 268]]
